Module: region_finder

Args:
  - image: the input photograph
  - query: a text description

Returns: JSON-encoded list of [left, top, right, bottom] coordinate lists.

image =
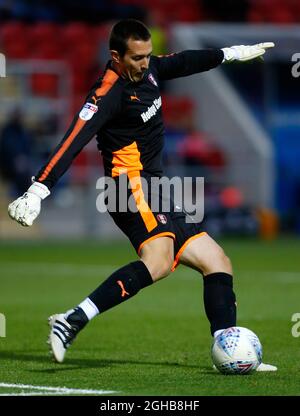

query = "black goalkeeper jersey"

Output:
[[36, 49, 224, 189]]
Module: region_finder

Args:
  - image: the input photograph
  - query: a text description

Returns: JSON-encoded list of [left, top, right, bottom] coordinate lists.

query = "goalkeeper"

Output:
[[8, 19, 276, 371]]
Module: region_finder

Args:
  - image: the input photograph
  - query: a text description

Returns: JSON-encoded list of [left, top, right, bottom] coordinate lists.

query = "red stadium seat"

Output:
[[30, 42, 63, 60], [28, 22, 59, 47], [62, 22, 92, 47], [92, 24, 110, 43], [31, 73, 59, 97], [2, 38, 30, 59], [65, 42, 97, 71], [267, 9, 294, 23], [146, 0, 203, 24], [173, 4, 203, 22], [0, 21, 27, 44], [248, 0, 296, 23], [162, 95, 194, 127], [72, 71, 90, 94]]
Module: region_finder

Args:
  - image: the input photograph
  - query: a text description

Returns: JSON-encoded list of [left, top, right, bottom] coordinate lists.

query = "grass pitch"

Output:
[[0, 237, 300, 396]]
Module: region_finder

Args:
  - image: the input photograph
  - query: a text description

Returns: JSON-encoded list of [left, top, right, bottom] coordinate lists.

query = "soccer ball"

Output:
[[211, 326, 263, 375]]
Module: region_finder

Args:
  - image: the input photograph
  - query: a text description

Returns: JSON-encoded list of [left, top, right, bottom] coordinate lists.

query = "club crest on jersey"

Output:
[[148, 73, 158, 87], [157, 214, 167, 224], [79, 102, 98, 121]]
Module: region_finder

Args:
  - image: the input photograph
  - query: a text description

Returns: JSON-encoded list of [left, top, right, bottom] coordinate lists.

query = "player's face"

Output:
[[119, 38, 152, 82]]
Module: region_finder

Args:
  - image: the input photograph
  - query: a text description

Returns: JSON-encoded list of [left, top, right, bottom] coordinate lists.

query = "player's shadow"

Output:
[[0, 350, 214, 373]]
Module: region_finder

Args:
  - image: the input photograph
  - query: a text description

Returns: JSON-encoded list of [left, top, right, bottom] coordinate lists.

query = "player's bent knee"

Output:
[[223, 253, 232, 270], [158, 259, 173, 279], [142, 256, 173, 281], [221, 254, 232, 275], [203, 251, 232, 276], [153, 258, 173, 281], [197, 246, 232, 276], [140, 237, 174, 281]]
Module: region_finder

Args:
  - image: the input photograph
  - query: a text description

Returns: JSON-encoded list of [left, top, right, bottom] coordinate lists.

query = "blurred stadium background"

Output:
[[0, 0, 299, 241]]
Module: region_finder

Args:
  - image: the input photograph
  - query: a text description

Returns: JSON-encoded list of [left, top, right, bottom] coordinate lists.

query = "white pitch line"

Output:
[[0, 383, 118, 395], [0, 392, 85, 396]]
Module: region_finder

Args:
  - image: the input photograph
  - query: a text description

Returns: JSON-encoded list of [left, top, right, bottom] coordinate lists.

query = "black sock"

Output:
[[203, 272, 237, 336], [65, 307, 89, 332], [88, 261, 153, 314]]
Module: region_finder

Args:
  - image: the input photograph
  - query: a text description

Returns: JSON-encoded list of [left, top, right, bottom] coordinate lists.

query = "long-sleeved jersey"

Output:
[[35, 49, 224, 189]]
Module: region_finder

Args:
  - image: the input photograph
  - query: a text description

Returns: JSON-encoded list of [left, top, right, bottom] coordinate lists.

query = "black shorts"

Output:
[[108, 172, 206, 270]]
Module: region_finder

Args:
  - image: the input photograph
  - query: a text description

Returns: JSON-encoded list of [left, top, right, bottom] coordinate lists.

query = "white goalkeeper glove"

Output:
[[222, 42, 275, 62], [8, 181, 50, 226]]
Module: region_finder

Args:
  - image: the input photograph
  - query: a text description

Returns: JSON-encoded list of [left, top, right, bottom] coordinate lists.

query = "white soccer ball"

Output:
[[211, 326, 263, 375]]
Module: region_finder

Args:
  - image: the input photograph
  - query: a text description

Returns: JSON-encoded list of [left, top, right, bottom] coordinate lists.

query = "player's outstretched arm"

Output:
[[8, 181, 50, 226], [221, 42, 275, 62], [8, 69, 122, 228]]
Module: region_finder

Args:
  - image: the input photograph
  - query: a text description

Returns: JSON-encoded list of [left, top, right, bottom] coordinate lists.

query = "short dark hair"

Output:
[[109, 19, 151, 57]]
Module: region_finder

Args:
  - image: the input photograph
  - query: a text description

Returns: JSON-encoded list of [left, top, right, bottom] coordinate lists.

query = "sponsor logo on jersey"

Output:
[[148, 73, 158, 87], [141, 96, 162, 123], [79, 102, 98, 121]]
